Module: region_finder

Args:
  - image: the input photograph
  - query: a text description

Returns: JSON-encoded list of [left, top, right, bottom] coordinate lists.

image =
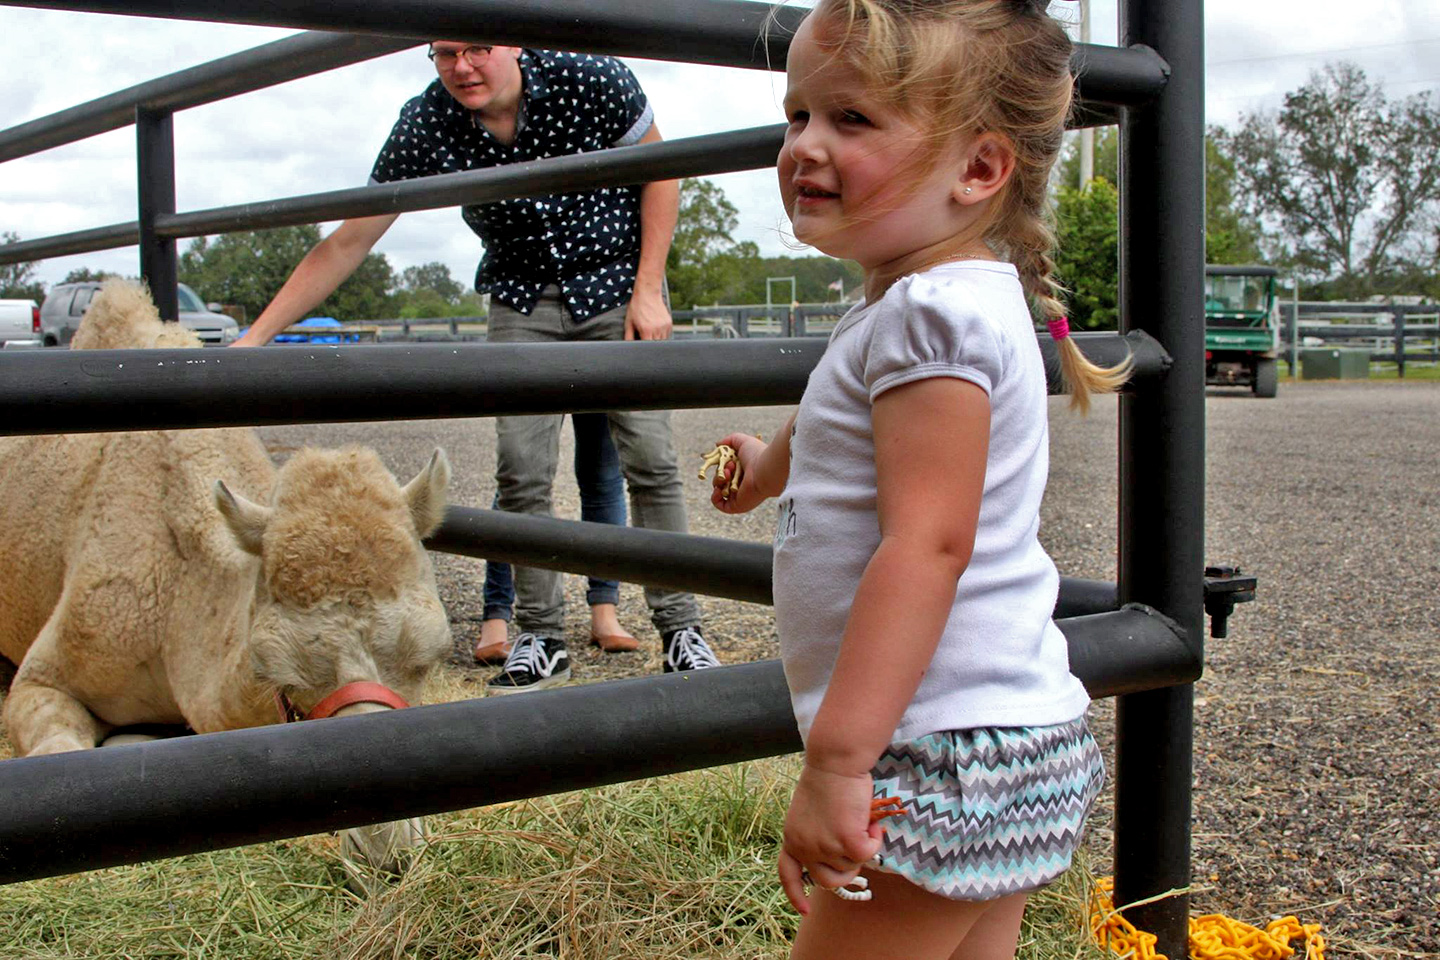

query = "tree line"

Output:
[[4, 62, 1435, 331], [1053, 62, 1439, 327], [173, 227, 491, 324]]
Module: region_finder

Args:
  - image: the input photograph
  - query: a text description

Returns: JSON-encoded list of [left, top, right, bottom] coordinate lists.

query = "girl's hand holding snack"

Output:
[[708, 427, 789, 515]]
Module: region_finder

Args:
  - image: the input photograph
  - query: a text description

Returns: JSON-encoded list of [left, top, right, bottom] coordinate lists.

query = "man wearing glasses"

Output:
[[235, 42, 720, 692]]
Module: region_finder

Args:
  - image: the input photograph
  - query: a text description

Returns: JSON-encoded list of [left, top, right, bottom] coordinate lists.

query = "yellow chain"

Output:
[[1090, 878, 1326, 960]]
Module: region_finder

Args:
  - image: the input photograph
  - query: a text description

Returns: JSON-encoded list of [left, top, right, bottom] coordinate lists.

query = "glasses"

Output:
[[427, 45, 494, 70]]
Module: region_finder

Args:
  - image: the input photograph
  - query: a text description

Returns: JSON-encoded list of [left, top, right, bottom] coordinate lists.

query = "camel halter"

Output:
[[274, 681, 411, 723]]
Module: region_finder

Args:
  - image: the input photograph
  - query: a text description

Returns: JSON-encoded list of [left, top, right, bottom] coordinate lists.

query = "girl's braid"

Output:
[[1004, 204, 1066, 323], [1002, 192, 1130, 415]]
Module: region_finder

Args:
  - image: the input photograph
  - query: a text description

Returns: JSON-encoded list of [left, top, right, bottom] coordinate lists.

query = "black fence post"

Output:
[[136, 106, 178, 323], [1290, 302, 1301, 374], [1117, 0, 1204, 953], [1395, 305, 1406, 379]]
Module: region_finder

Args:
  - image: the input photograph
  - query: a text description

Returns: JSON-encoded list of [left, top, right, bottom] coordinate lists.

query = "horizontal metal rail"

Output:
[[1282, 302, 1436, 317], [1, 0, 1168, 103], [0, 125, 785, 264], [1045, 330, 1167, 392], [0, 331, 1169, 436], [0, 604, 1191, 885], [6, 0, 801, 73], [0, 221, 140, 265], [1292, 324, 1440, 338], [0, 33, 416, 163], [1071, 42, 1170, 107], [428, 505, 1122, 618], [1202, 264, 1276, 278], [159, 126, 781, 239]]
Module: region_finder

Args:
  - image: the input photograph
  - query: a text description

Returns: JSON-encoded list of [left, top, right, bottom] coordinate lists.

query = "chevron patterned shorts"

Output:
[[868, 716, 1104, 901]]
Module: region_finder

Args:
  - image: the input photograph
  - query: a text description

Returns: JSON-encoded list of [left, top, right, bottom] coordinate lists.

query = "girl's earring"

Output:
[[963, 186, 974, 195]]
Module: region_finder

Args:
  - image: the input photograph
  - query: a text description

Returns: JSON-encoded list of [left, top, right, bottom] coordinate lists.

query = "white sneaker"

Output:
[[486, 633, 571, 694], [662, 626, 720, 672]]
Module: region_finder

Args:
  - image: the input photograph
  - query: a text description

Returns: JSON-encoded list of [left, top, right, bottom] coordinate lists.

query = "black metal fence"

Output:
[[362, 315, 488, 342], [1279, 302, 1440, 377], [673, 303, 843, 338], [0, 0, 1206, 953]]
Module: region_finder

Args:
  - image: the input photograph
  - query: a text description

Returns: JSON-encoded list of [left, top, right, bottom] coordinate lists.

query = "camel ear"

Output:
[[213, 480, 272, 556], [401, 448, 451, 538]]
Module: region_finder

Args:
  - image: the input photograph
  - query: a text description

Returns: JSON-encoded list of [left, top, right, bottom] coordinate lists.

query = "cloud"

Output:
[[2, 1, 1436, 291], [626, 57, 797, 256]]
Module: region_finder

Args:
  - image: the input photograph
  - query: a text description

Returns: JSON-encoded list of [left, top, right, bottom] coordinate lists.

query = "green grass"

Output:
[[1366, 361, 1440, 381], [0, 756, 1108, 960], [1283, 360, 1440, 382]]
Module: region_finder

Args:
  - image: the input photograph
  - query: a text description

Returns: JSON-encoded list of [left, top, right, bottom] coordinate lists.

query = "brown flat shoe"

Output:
[[473, 637, 511, 664], [590, 632, 640, 653]]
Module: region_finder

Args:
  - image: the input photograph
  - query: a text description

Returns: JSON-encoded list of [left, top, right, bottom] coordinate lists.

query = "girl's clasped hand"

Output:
[[779, 761, 885, 911]]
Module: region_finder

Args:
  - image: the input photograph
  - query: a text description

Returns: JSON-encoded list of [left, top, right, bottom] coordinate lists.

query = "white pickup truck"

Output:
[[0, 299, 40, 349]]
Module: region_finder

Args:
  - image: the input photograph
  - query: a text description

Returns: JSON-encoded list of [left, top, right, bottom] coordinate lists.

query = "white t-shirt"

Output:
[[773, 261, 1091, 744]]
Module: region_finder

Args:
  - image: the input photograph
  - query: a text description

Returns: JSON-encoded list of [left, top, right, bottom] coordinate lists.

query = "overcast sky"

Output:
[[2, 0, 1436, 294]]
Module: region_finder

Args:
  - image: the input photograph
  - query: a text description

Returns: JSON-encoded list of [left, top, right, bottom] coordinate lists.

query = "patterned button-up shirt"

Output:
[[370, 50, 655, 321]]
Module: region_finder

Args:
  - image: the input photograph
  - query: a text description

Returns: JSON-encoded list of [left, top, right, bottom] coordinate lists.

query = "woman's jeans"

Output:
[[482, 411, 625, 619], [484, 286, 701, 638]]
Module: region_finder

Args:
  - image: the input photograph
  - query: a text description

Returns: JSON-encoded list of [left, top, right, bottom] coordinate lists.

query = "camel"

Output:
[[0, 280, 454, 876]]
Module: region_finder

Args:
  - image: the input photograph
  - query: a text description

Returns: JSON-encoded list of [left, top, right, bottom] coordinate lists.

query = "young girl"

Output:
[[711, 1, 1128, 956]]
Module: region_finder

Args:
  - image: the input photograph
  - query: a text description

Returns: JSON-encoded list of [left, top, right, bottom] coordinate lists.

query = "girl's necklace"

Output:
[[867, 248, 992, 300], [909, 255, 964, 274], [907, 247, 992, 275]]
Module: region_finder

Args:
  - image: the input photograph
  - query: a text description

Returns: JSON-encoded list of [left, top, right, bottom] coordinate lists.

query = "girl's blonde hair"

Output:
[[797, 0, 1131, 413]]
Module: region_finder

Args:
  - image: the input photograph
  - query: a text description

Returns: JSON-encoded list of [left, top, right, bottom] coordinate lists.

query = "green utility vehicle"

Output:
[[1205, 264, 1280, 398]]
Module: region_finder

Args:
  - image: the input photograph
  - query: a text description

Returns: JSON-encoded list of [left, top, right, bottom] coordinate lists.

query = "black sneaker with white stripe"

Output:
[[662, 626, 720, 673], [486, 633, 570, 694]]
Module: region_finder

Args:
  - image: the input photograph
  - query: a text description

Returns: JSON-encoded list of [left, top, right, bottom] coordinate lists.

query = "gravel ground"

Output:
[[259, 378, 1439, 957]]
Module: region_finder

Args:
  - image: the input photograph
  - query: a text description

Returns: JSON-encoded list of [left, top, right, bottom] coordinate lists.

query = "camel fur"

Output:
[[0, 280, 454, 874]]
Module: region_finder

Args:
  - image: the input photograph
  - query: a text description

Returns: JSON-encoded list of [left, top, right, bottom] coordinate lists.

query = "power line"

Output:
[[1207, 73, 1440, 107], [1208, 36, 1440, 68]]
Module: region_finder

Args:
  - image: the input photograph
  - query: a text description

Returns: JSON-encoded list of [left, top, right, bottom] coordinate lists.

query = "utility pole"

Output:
[[1079, 0, 1094, 188]]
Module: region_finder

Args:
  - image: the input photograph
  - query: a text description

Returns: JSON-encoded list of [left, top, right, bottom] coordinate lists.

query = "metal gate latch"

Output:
[[1203, 566, 1257, 639]]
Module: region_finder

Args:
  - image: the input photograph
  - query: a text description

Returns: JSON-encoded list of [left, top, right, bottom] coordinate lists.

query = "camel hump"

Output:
[[71, 279, 202, 350]]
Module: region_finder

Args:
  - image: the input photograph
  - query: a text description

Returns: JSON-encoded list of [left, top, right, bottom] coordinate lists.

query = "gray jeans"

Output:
[[487, 286, 701, 638]]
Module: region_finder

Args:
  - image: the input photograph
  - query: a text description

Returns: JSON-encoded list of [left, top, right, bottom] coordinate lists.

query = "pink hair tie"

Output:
[[1047, 316, 1071, 341]]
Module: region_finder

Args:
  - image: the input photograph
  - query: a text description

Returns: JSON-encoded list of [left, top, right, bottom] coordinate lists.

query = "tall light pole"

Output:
[[1079, 0, 1094, 187]]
